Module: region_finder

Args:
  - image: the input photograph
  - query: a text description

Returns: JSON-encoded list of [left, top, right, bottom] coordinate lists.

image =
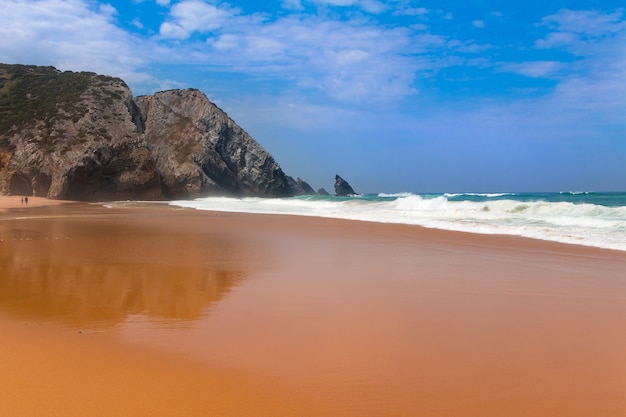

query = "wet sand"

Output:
[[0, 195, 73, 212], [1, 198, 626, 416]]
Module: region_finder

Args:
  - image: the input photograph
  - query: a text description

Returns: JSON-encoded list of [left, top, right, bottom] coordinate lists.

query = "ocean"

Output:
[[169, 192, 626, 252]]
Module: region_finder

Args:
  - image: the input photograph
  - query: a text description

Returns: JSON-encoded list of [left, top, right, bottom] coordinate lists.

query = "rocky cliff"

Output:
[[0, 64, 308, 200]]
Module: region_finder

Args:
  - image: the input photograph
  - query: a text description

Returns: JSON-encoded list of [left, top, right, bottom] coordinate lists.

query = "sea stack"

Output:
[[334, 174, 356, 196]]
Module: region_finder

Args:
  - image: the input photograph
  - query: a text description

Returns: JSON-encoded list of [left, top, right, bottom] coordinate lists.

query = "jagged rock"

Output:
[[317, 188, 330, 196], [0, 64, 302, 200], [134, 89, 293, 198], [297, 178, 316, 195], [334, 175, 356, 196], [286, 176, 316, 196]]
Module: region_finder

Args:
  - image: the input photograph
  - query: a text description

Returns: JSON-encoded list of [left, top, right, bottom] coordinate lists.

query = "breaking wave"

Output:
[[170, 192, 626, 252]]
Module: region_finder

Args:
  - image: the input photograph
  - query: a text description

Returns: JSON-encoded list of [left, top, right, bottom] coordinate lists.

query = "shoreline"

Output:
[[0, 195, 76, 212], [167, 192, 626, 252], [1, 201, 626, 416], [2, 195, 624, 255]]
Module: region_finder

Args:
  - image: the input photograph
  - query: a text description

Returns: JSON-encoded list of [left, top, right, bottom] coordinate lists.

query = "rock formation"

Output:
[[334, 174, 356, 196], [0, 64, 308, 200], [134, 89, 295, 198], [292, 177, 315, 195]]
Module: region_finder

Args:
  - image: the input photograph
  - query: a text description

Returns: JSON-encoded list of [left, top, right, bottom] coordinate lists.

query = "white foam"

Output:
[[378, 192, 413, 198], [169, 195, 626, 252], [444, 192, 516, 198]]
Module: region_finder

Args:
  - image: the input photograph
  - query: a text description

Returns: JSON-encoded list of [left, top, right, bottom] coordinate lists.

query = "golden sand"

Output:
[[1, 198, 625, 416]]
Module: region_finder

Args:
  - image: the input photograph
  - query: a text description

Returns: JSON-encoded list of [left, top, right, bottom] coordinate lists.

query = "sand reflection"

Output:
[[0, 214, 248, 327]]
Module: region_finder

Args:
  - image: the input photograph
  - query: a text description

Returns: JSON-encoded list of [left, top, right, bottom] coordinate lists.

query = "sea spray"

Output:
[[169, 192, 626, 252]]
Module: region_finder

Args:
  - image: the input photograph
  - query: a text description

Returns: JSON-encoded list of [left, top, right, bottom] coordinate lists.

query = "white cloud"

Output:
[[499, 61, 562, 78], [0, 0, 148, 82], [299, 21, 418, 100], [544, 46, 626, 125], [525, 9, 626, 125], [312, 0, 357, 7], [401, 7, 428, 16], [6, 0, 622, 116], [540, 9, 625, 36], [532, 9, 626, 85], [308, 0, 386, 13], [282, 0, 304, 11], [360, 0, 386, 14], [158, 0, 234, 40], [0, 0, 425, 102], [193, 14, 423, 102], [244, 35, 287, 59], [99, 3, 117, 18], [447, 39, 491, 54], [536, 9, 626, 53], [211, 33, 239, 50], [534, 31, 577, 50], [472, 19, 485, 28]]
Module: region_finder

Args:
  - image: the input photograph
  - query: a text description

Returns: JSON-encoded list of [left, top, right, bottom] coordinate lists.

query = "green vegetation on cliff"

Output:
[[0, 64, 121, 148]]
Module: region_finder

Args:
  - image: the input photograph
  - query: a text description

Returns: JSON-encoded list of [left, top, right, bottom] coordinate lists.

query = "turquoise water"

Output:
[[170, 191, 626, 252], [443, 191, 626, 207], [296, 191, 626, 207]]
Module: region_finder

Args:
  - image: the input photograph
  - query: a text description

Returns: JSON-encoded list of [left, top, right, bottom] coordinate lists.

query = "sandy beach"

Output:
[[1, 196, 625, 416], [0, 196, 75, 212]]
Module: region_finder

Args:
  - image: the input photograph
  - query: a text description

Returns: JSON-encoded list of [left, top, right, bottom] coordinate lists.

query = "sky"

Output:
[[1, 0, 625, 193]]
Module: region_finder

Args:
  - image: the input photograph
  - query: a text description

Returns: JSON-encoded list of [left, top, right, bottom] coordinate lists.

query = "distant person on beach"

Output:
[[24, 196, 28, 205], [21, 197, 24, 205]]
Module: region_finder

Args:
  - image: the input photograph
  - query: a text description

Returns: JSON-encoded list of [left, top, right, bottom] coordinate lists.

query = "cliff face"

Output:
[[0, 64, 303, 200], [135, 90, 293, 198]]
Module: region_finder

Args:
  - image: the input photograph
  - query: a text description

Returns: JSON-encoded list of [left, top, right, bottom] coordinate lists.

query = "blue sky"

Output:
[[1, 0, 625, 192]]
